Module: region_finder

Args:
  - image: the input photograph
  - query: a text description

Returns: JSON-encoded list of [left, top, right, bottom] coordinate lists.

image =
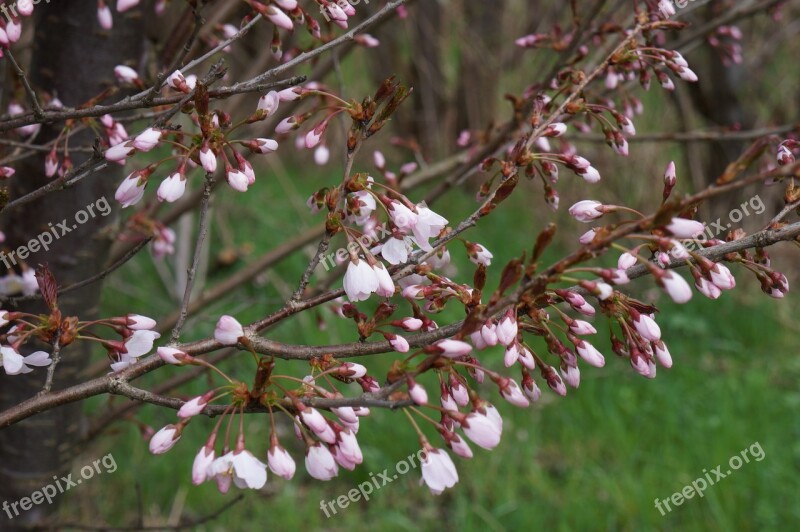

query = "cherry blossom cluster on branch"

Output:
[[0, 0, 797, 498]]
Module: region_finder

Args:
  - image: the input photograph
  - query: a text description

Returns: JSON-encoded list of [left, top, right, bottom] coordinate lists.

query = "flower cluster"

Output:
[[0, 267, 160, 376], [130, 16, 800, 496]]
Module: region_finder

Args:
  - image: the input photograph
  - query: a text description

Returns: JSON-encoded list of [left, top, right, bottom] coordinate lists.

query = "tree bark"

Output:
[[0, 4, 144, 528]]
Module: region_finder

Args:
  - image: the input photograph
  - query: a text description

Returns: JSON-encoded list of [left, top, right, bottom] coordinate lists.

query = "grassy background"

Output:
[[49, 11, 800, 530], [53, 156, 799, 531]]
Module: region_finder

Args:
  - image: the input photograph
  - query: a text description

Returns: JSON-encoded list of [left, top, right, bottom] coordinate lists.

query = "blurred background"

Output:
[[2, 0, 799, 530]]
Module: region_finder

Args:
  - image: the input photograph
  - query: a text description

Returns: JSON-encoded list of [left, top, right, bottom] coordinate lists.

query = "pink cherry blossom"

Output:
[[124, 330, 161, 358], [420, 448, 459, 495], [433, 339, 472, 358], [114, 65, 139, 84], [343, 258, 379, 302], [659, 271, 693, 303], [305, 443, 338, 481], [226, 169, 249, 192], [495, 309, 518, 346], [115, 172, 146, 207], [214, 315, 244, 345], [632, 312, 661, 341], [192, 445, 215, 485], [575, 340, 605, 367], [157, 173, 186, 203], [230, 449, 268, 489], [117, 0, 141, 12], [157, 346, 189, 365], [105, 142, 135, 162], [127, 314, 156, 330], [665, 217, 705, 238], [132, 128, 161, 152], [373, 263, 395, 297], [499, 379, 530, 407], [569, 200, 604, 222], [149, 424, 180, 454], [268, 444, 296, 480], [177, 393, 211, 418], [408, 379, 428, 405], [462, 410, 502, 449]]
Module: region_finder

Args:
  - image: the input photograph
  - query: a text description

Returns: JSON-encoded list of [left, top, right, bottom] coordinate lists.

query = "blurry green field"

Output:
[[46, 143, 798, 532]]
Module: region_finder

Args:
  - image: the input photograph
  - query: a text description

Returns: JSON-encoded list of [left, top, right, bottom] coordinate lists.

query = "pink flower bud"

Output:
[[462, 410, 502, 449], [192, 445, 215, 485], [132, 128, 161, 152], [665, 217, 704, 238], [277, 87, 301, 102], [114, 65, 139, 84], [314, 145, 330, 165], [252, 138, 278, 154], [265, 6, 294, 30], [579, 229, 597, 245], [257, 91, 280, 117], [654, 341, 673, 368], [305, 443, 338, 481], [157, 173, 186, 203], [340, 362, 367, 379], [569, 200, 605, 222], [420, 448, 459, 494], [574, 340, 605, 367], [226, 169, 249, 192], [178, 393, 211, 418], [199, 144, 217, 173], [157, 346, 189, 365], [149, 424, 180, 454], [388, 333, 409, 353], [268, 444, 296, 480], [569, 319, 596, 336], [499, 379, 530, 408], [433, 339, 472, 358], [127, 314, 156, 330], [659, 271, 693, 303], [214, 315, 244, 345], [495, 310, 518, 346], [115, 172, 147, 208], [275, 116, 298, 134], [632, 311, 661, 341], [105, 142, 135, 162], [408, 378, 428, 405], [117, 0, 141, 12]]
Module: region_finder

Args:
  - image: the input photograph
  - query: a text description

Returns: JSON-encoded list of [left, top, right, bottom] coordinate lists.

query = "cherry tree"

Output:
[[0, 0, 797, 526]]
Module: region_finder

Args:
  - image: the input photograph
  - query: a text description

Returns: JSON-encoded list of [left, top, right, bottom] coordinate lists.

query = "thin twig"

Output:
[[39, 333, 61, 395], [142, 6, 206, 105], [170, 173, 215, 342], [767, 199, 800, 228], [3, 214, 798, 428], [574, 124, 798, 144], [0, 238, 151, 306], [290, 140, 362, 302], [6, 49, 44, 119]]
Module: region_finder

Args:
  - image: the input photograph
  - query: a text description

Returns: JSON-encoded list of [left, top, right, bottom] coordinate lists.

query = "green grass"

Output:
[[53, 153, 800, 532], [60, 28, 800, 525]]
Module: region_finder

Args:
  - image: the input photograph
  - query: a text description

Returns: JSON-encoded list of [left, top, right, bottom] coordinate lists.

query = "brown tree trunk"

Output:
[[0, 4, 143, 528]]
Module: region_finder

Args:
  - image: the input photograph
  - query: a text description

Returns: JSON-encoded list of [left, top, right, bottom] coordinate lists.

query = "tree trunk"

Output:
[[0, 5, 143, 528]]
